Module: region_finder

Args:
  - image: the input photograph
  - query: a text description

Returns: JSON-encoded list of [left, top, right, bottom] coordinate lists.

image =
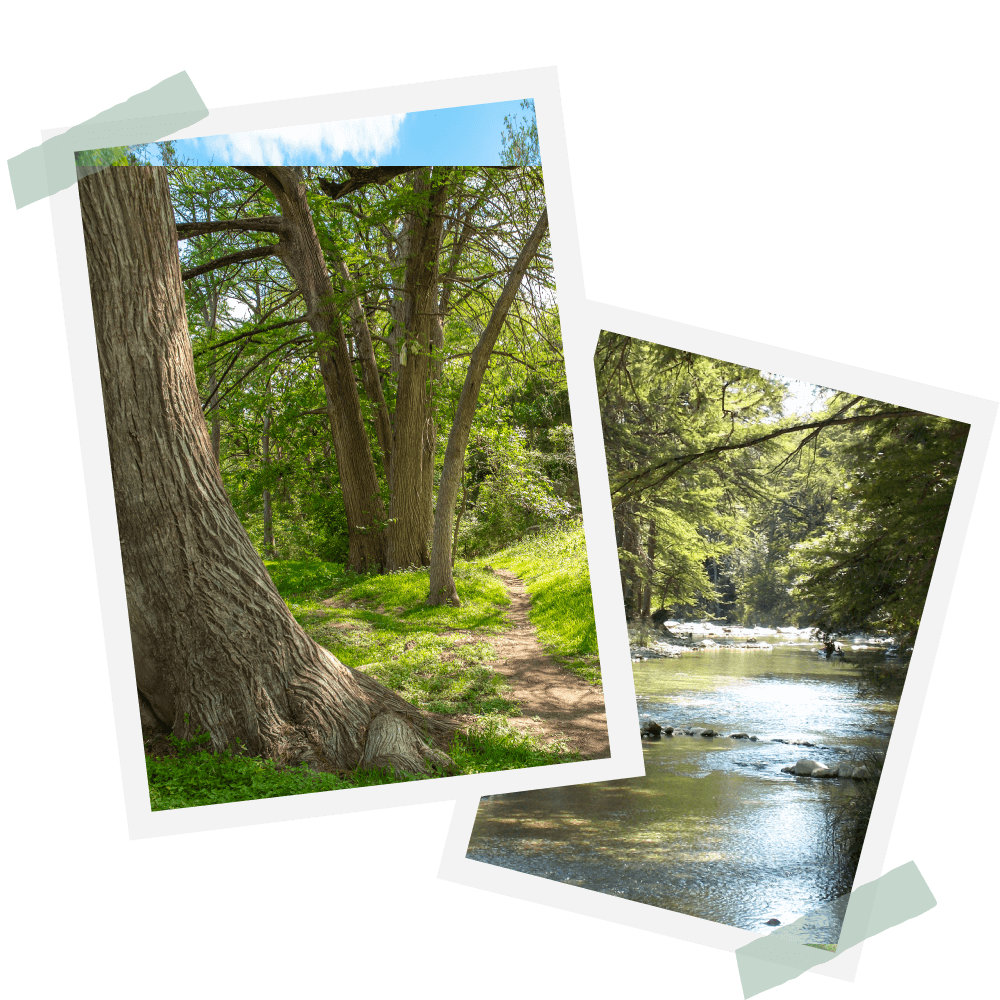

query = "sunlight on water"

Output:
[[468, 643, 896, 938]]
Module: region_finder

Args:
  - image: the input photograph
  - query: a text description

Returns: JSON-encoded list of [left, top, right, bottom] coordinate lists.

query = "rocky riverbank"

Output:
[[629, 618, 906, 661], [638, 719, 888, 781], [629, 620, 806, 658]]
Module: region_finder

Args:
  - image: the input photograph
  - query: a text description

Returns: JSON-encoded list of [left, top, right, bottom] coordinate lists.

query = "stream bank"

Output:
[[467, 634, 899, 938]]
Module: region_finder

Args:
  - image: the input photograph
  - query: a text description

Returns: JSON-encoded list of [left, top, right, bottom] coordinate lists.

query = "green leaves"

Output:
[[167, 164, 568, 567], [596, 331, 968, 643], [789, 408, 968, 646], [500, 99, 541, 167], [74, 146, 130, 175], [597, 333, 785, 615]]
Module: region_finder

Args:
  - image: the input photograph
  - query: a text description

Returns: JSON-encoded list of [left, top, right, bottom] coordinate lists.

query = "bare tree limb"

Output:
[[176, 217, 283, 240]]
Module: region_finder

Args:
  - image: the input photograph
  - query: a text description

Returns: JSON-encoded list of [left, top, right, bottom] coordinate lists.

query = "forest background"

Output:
[[115, 114, 578, 604], [69, 109, 607, 795], [598, 332, 970, 653]]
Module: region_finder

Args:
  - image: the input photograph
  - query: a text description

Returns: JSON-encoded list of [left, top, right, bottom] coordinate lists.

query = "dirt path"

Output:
[[486, 569, 610, 760]]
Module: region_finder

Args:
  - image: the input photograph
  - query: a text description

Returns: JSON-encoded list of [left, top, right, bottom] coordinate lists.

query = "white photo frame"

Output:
[[45, 69, 645, 840], [438, 298, 997, 982]]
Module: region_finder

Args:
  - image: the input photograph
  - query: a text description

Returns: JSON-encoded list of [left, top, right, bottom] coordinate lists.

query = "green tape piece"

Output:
[[868, 861, 937, 937], [736, 861, 936, 998], [7, 71, 208, 209]]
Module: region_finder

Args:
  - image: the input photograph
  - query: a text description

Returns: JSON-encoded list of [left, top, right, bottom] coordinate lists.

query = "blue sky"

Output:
[[164, 99, 532, 166]]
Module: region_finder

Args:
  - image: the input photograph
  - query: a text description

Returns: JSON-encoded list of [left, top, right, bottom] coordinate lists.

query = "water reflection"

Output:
[[467, 643, 896, 941]]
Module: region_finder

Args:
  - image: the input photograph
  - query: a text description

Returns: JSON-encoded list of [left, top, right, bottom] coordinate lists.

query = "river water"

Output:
[[466, 641, 899, 941]]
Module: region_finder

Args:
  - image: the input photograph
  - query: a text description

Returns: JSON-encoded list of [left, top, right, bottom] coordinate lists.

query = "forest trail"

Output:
[[486, 569, 609, 760]]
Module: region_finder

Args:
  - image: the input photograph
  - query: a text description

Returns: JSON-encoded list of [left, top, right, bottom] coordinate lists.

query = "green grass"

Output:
[[147, 721, 578, 810], [476, 524, 602, 684], [146, 526, 596, 810], [273, 560, 517, 715], [822, 747, 885, 897]]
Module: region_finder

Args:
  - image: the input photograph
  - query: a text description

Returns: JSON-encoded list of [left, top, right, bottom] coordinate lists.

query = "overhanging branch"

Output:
[[193, 315, 309, 358], [614, 402, 920, 500], [182, 244, 280, 281]]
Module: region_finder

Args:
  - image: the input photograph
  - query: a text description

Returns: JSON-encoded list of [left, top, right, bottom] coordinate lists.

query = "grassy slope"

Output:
[[479, 525, 601, 685], [147, 524, 597, 809]]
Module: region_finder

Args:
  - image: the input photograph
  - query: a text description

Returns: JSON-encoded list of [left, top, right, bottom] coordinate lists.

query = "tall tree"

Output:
[[175, 166, 405, 571], [427, 206, 549, 604], [167, 163, 560, 575], [385, 167, 451, 569], [80, 165, 455, 773], [595, 330, 968, 644], [790, 405, 969, 647], [236, 166, 390, 572], [596, 334, 778, 616]]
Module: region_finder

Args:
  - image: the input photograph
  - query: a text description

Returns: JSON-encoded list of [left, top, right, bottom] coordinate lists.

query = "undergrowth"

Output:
[[146, 525, 596, 810], [147, 719, 578, 810]]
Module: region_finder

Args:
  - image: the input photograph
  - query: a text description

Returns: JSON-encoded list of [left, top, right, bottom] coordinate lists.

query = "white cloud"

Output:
[[204, 114, 407, 165]]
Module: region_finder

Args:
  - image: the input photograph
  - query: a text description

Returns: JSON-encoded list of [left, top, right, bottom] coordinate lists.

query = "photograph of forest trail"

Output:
[[76, 129, 605, 810], [466, 329, 968, 945]]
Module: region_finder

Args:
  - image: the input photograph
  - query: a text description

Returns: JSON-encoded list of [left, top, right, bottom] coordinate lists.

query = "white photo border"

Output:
[[438, 298, 997, 982], [46, 68, 645, 840]]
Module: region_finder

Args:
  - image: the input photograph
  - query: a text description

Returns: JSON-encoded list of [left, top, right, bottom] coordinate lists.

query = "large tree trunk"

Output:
[[238, 167, 387, 572], [427, 207, 549, 605], [385, 168, 450, 570], [79, 166, 455, 773], [420, 307, 447, 562], [330, 254, 393, 476], [262, 407, 275, 560]]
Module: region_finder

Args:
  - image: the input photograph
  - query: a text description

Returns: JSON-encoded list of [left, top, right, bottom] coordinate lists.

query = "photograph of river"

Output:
[[468, 640, 896, 941], [465, 330, 970, 944]]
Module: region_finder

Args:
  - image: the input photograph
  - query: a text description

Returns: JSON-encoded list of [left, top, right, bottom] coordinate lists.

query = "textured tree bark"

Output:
[[386, 168, 451, 570], [79, 166, 455, 773], [238, 167, 387, 572], [262, 408, 275, 560], [427, 208, 549, 605], [330, 254, 393, 475]]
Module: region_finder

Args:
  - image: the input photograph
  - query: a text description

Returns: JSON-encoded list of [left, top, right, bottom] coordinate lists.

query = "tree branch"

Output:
[[614, 403, 921, 500], [192, 315, 309, 358], [204, 336, 312, 412], [182, 244, 280, 281], [176, 217, 283, 240], [318, 167, 419, 200]]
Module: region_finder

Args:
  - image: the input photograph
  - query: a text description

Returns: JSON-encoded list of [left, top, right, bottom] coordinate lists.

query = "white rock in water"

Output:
[[793, 758, 825, 776], [852, 765, 872, 780], [811, 767, 838, 778], [836, 762, 857, 778], [688, 727, 706, 736]]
